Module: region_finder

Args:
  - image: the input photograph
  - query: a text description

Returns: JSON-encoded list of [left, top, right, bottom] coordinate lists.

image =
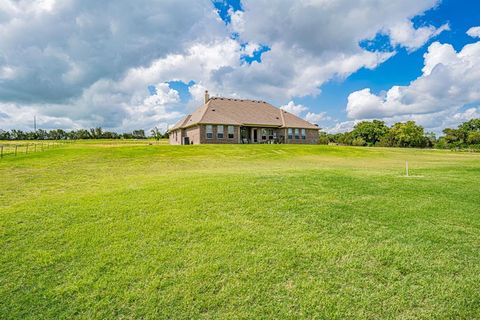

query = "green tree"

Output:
[[424, 132, 437, 148], [467, 131, 480, 145], [0, 129, 11, 140], [318, 132, 329, 145], [352, 137, 366, 146], [351, 120, 389, 146], [459, 118, 480, 133], [443, 128, 463, 147], [90, 127, 103, 139], [386, 121, 428, 148], [132, 129, 146, 139], [150, 127, 163, 141]]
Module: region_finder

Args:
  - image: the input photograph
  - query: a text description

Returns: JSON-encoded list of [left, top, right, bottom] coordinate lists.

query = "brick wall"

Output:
[[169, 129, 182, 145], [183, 126, 201, 145], [284, 129, 319, 144], [199, 124, 240, 144], [170, 125, 318, 144]]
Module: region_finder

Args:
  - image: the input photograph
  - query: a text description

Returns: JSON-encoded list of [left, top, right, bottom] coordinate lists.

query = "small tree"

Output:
[[318, 132, 329, 145], [150, 127, 163, 141], [132, 129, 146, 139], [352, 137, 366, 146]]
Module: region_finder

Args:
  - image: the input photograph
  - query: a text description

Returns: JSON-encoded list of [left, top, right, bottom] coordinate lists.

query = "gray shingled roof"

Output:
[[170, 97, 319, 130]]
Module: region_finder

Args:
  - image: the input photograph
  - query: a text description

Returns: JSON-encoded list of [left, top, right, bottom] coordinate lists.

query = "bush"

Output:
[[352, 137, 366, 146], [318, 132, 329, 145]]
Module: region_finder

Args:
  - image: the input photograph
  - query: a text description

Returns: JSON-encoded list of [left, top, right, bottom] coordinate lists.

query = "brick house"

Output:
[[169, 91, 320, 145]]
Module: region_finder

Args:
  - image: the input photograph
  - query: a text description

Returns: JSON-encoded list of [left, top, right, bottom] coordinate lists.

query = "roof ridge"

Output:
[[279, 108, 286, 127], [181, 114, 192, 127], [209, 96, 268, 104], [197, 100, 212, 124]]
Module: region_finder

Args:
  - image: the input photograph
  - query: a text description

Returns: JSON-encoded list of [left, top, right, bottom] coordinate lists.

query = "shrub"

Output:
[[352, 137, 366, 146]]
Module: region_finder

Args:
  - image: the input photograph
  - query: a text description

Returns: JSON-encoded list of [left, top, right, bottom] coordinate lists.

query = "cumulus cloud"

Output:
[[305, 112, 329, 124], [467, 26, 480, 38], [0, 0, 450, 131], [280, 101, 330, 125], [332, 106, 480, 134], [388, 21, 449, 51], [239, 0, 440, 54], [342, 39, 480, 133], [0, 0, 224, 104], [346, 41, 480, 121], [280, 101, 308, 116]]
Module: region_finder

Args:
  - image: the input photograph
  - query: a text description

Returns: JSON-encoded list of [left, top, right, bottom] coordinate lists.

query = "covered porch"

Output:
[[239, 126, 285, 144]]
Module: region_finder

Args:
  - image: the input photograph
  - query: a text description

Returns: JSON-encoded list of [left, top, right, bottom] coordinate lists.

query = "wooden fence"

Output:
[[0, 141, 72, 159]]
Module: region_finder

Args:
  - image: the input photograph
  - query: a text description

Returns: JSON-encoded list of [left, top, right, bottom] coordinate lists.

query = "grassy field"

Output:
[[1, 141, 480, 319]]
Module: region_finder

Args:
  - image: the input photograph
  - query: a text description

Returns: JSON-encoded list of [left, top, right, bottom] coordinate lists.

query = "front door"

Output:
[[253, 129, 258, 142], [183, 137, 190, 145]]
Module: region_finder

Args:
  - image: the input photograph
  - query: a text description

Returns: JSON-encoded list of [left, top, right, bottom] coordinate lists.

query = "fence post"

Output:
[[34, 144, 37, 153], [0, 145, 3, 159], [15, 145, 18, 156], [26, 144, 29, 154]]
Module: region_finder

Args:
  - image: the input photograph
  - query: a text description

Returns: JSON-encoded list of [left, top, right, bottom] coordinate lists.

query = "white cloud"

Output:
[[280, 101, 330, 125], [326, 120, 358, 134], [240, 0, 440, 54], [280, 101, 308, 116], [222, 0, 439, 102], [346, 41, 480, 123], [452, 107, 480, 122], [467, 26, 480, 38], [124, 83, 183, 131], [421, 42, 458, 75], [388, 21, 449, 51], [0, 102, 81, 131], [305, 112, 329, 124], [333, 106, 480, 135], [0, 0, 225, 104], [0, 66, 17, 79], [0, 0, 450, 130]]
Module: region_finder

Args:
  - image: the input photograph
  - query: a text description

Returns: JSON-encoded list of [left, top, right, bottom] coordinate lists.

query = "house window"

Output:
[[228, 125, 234, 139], [288, 128, 293, 139], [206, 125, 213, 139], [268, 129, 274, 140], [261, 128, 267, 140], [295, 128, 300, 139], [217, 125, 224, 139], [301, 129, 306, 140]]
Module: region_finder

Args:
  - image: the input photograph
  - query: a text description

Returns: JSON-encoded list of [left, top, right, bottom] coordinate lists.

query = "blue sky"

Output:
[[307, 0, 480, 121], [0, 0, 479, 133], [208, 0, 480, 132]]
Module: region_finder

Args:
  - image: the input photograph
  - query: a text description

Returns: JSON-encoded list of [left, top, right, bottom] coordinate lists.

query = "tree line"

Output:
[[0, 127, 169, 141], [2, 120, 479, 149], [319, 119, 480, 150]]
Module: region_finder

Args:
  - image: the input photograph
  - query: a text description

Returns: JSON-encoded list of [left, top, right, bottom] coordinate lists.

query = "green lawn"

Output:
[[1, 141, 480, 319]]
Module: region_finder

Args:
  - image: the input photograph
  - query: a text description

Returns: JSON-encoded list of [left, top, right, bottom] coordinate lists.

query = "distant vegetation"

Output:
[[320, 119, 480, 150], [0, 127, 169, 141], [1, 119, 480, 150]]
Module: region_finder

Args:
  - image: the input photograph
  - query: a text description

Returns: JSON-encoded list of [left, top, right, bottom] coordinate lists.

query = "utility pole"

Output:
[[34, 115, 37, 132]]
